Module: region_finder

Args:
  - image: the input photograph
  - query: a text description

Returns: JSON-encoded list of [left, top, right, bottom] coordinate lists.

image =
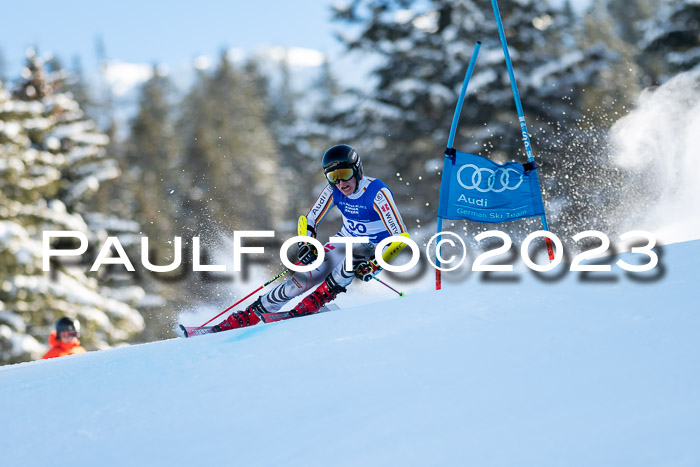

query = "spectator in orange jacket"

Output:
[[42, 317, 87, 359]]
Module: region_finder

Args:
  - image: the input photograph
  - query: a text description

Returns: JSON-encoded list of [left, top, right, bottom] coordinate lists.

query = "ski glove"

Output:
[[297, 242, 318, 265], [354, 259, 381, 282]]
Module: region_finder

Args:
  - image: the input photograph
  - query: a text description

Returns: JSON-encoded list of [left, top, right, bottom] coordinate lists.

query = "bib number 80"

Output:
[[346, 220, 367, 234]]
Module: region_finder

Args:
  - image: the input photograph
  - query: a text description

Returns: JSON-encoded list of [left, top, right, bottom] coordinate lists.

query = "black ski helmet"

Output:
[[322, 144, 363, 184], [56, 317, 80, 335]]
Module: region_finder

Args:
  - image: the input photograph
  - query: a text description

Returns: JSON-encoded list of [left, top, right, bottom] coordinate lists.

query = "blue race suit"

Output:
[[260, 177, 407, 312]]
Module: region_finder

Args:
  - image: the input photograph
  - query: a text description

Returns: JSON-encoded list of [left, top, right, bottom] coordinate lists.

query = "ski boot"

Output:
[[290, 276, 346, 317], [213, 297, 266, 332]]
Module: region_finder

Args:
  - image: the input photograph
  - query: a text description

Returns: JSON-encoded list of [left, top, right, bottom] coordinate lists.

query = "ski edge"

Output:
[[257, 310, 295, 323], [257, 303, 338, 323], [179, 324, 218, 338], [178, 304, 340, 337]]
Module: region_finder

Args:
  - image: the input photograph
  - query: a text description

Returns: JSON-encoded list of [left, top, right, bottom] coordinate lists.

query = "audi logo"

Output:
[[456, 164, 524, 193]]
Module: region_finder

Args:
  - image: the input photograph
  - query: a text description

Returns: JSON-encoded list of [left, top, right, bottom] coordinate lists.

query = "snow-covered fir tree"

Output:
[[636, 0, 700, 84], [0, 48, 8, 84], [115, 66, 197, 337], [327, 0, 628, 238], [0, 50, 148, 364], [176, 52, 283, 236], [123, 66, 180, 243], [265, 54, 314, 223], [299, 54, 347, 184]]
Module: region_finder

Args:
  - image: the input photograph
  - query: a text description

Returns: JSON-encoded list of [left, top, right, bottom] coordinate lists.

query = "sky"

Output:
[[0, 0, 350, 92], [1, 0, 591, 91], [1, 1, 339, 70]]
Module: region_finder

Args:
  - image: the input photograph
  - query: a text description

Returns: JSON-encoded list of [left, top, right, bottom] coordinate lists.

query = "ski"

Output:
[[256, 309, 296, 323], [257, 304, 339, 323], [179, 304, 340, 337], [179, 324, 218, 338]]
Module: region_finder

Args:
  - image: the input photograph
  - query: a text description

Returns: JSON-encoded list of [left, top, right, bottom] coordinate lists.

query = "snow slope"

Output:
[[1, 239, 699, 467]]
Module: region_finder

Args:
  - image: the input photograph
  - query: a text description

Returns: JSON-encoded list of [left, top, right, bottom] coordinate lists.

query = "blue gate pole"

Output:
[[491, 0, 554, 259], [437, 42, 481, 290], [491, 0, 533, 162], [447, 41, 482, 150]]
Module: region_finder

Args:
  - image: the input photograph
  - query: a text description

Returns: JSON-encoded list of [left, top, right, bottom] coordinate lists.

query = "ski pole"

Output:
[[197, 267, 292, 328], [372, 276, 405, 297], [199, 215, 312, 328]]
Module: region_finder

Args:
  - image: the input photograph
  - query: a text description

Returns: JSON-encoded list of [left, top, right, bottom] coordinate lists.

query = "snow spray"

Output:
[[611, 70, 700, 245]]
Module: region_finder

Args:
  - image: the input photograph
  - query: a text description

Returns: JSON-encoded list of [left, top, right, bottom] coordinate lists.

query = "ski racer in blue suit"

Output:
[[214, 144, 407, 331]]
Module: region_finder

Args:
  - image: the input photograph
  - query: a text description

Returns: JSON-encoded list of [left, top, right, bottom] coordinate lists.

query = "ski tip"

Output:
[[178, 324, 189, 338]]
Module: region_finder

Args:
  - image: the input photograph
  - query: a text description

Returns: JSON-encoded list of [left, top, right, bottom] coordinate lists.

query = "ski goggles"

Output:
[[60, 330, 80, 340], [325, 167, 355, 184]]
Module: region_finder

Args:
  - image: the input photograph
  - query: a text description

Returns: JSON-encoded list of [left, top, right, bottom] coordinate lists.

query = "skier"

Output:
[[214, 144, 407, 331], [41, 317, 87, 359]]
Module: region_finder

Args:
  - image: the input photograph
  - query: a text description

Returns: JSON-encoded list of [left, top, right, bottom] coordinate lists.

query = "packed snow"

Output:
[[1, 236, 699, 466]]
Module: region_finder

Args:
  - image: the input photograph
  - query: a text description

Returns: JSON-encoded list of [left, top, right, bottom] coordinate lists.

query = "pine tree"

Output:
[[579, 0, 643, 115], [327, 0, 625, 238], [315, 57, 342, 112], [607, 0, 654, 46], [124, 66, 180, 240], [636, 0, 700, 84], [113, 66, 186, 338], [64, 56, 97, 120], [176, 51, 283, 234], [267, 53, 316, 221], [0, 50, 147, 364], [303, 55, 347, 168], [298, 55, 350, 210], [0, 47, 8, 84]]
